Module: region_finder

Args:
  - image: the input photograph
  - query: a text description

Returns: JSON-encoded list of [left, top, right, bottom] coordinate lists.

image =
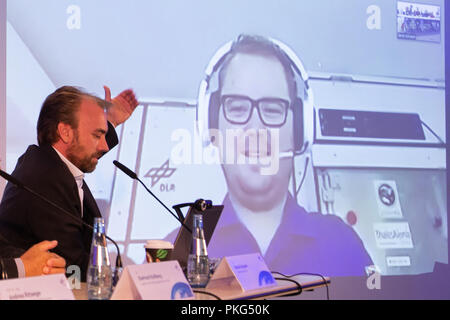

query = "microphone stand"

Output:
[[172, 203, 194, 222]]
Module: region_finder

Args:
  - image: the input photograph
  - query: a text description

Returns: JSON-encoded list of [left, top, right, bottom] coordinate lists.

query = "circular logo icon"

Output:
[[156, 249, 168, 260], [378, 183, 396, 206]]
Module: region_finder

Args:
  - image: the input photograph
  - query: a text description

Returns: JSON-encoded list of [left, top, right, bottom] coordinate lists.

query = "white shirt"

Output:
[[53, 147, 85, 217]]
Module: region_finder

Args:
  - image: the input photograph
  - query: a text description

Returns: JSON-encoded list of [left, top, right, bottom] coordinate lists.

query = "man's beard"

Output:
[[66, 132, 103, 173]]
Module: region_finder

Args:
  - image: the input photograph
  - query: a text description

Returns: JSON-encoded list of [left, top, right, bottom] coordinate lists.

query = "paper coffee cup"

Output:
[[144, 240, 174, 263]]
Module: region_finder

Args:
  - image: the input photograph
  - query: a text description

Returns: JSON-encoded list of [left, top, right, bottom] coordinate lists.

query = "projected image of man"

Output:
[[197, 35, 373, 277]]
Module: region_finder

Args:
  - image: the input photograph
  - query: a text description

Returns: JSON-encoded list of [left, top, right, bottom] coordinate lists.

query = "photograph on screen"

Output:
[[397, 1, 441, 42]]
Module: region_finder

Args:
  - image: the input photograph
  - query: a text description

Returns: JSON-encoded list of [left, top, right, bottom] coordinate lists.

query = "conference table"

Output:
[[72, 273, 330, 300]]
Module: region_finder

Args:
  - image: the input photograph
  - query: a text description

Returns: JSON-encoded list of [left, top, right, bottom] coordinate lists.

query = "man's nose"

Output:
[[99, 135, 109, 153], [245, 108, 265, 130]]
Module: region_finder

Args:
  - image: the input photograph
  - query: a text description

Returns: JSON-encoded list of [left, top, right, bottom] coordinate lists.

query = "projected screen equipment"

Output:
[[1, 0, 447, 281]]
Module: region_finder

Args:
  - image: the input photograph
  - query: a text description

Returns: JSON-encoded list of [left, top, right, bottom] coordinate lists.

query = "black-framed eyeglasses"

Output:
[[221, 94, 290, 127]]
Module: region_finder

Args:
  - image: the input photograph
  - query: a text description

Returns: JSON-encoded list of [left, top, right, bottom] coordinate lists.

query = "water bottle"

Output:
[[87, 218, 113, 300], [187, 213, 210, 287]]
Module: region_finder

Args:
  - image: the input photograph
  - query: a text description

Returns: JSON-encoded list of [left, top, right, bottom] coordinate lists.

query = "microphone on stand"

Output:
[[113, 160, 192, 233], [0, 168, 123, 286]]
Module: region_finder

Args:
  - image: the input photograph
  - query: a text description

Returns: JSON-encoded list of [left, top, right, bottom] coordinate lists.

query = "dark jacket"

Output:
[[0, 123, 118, 280], [0, 232, 25, 279]]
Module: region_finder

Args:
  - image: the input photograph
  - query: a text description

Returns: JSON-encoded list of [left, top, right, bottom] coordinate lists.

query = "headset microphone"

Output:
[[278, 151, 295, 159], [278, 142, 309, 159]]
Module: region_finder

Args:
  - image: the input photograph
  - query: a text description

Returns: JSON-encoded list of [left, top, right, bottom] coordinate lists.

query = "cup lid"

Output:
[[144, 240, 174, 249]]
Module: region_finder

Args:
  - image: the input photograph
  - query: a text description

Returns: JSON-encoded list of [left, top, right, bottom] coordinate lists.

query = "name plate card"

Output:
[[0, 274, 74, 300], [207, 253, 276, 292], [111, 260, 194, 300]]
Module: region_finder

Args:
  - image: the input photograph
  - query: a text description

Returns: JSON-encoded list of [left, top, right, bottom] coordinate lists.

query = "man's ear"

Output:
[[56, 122, 74, 144]]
